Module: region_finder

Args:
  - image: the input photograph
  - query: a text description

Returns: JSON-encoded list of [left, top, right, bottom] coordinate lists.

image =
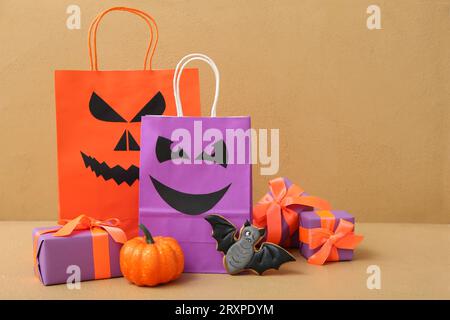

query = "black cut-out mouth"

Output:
[[81, 152, 139, 186], [150, 176, 230, 215]]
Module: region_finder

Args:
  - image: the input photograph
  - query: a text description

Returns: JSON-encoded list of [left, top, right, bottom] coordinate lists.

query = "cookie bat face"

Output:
[[141, 117, 252, 217], [240, 225, 265, 248]]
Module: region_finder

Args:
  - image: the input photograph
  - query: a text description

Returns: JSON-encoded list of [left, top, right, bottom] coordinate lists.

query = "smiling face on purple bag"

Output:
[[140, 117, 251, 216], [151, 135, 230, 215]]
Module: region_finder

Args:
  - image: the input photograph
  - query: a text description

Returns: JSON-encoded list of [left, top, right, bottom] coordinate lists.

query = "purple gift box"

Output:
[[33, 227, 122, 285], [299, 210, 356, 262]]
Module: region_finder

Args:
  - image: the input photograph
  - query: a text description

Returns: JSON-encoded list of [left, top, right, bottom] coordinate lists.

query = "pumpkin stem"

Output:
[[139, 223, 155, 244]]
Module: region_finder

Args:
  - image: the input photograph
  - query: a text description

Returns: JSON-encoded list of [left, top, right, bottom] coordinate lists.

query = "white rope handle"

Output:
[[173, 53, 220, 117]]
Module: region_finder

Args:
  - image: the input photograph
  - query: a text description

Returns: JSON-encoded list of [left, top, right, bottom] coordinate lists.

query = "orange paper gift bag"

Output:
[[54, 7, 201, 238]]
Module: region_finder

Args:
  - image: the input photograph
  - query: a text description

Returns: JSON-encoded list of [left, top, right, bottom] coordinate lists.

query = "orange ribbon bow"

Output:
[[300, 217, 363, 265], [253, 177, 331, 245], [33, 215, 126, 282], [53, 214, 127, 244]]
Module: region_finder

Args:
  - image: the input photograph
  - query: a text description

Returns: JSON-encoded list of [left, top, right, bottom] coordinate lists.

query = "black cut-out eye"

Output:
[[89, 92, 126, 122], [131, 92, 166, 122], [196, 140, 228, 168], [156, 136, 189, 163]]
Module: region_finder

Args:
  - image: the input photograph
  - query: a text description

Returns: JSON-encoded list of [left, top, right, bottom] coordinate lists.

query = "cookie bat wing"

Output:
[[205, 215, 237, 254], [246, 243, 295, 275]]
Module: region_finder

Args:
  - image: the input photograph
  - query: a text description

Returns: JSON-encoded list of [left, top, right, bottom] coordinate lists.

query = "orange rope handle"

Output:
[[88, 7, 159, 71]]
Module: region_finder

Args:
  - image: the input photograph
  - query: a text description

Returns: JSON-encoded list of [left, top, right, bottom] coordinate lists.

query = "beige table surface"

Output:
[[0, 221, 448, 299]]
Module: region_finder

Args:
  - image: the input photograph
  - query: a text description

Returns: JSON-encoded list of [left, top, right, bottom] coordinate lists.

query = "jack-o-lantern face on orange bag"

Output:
[[54, 7, 201, 238], [81, 90, 165, 186]]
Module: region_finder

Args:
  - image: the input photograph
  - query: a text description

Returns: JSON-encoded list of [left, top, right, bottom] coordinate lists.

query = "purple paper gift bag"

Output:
[[139, 54, 251, 273]]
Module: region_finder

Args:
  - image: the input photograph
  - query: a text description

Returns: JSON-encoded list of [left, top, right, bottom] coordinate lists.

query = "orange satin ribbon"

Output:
[[253, 177, 331, 245], [54, 215, 127, 244], [299, 210, 363, 265], [33, 215, 126, 281]]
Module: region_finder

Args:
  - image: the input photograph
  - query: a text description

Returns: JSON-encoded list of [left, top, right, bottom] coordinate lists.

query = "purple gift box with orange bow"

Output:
[[252, 177, 331, 248], [33, 215, 126, 285], [299, 210, 364, 265]]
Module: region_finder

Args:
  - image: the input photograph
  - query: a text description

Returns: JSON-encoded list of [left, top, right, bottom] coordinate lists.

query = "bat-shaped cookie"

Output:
[[205, 214, 295, 275]]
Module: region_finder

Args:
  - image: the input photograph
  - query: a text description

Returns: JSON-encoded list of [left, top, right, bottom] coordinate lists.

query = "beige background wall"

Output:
[[0, 0, 448, 223]]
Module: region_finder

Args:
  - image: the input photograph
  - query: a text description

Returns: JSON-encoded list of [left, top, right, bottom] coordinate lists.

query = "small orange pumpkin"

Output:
[[120, 224, 184, 286]]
